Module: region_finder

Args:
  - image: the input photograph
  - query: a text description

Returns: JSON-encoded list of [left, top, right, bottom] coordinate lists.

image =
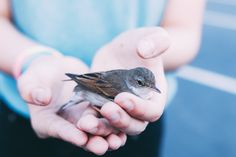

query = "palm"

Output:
[[23, 56, 92, 137]]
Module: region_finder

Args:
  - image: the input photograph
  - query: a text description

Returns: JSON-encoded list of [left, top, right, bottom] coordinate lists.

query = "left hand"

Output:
[[17, 55, 126, 155], [90, 27, 170, 135]]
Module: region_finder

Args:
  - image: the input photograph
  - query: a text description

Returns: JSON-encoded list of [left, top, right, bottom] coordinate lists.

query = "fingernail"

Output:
[[109, 113, 120, 123], [123, 101, 134, 111], [32, 88, 50, 105], [138, 39, 155, 58]]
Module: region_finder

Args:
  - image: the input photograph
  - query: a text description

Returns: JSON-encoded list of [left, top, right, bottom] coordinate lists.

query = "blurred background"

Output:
[[161, 0, 236, 156]]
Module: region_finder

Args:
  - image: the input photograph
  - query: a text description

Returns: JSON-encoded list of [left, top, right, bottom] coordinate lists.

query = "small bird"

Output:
[[58, 67, 161, 113]]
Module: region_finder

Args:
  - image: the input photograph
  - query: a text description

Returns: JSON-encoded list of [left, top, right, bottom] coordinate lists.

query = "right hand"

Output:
[[91, 27, 169, 135], [17, 55, 126, 155]]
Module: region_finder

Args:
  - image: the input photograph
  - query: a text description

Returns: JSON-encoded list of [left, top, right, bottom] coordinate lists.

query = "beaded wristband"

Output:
[[12, 46, 62, 79]]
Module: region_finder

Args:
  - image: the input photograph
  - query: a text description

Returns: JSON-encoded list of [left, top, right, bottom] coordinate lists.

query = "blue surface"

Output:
[[192, 25, 236, 78], [207, 2, 236, 14], [161, 0, 236, 157]]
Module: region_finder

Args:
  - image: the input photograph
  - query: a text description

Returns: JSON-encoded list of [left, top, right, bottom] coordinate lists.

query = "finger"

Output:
[[101, 102, 148, 135], [118, 132, 127, 146], [17, 73, 52, 105], [137, 28, 170, 59], [114, 92, 164, 122], [85, 136, 109, 155], [38, 114, 88, 147], [106, 134, 122, 150], [77, 114, 118, 136]]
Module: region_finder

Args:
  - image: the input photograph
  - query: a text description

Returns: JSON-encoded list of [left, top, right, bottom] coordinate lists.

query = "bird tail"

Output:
[[57, 98, 84, 115], [64, 73, 80, 83]]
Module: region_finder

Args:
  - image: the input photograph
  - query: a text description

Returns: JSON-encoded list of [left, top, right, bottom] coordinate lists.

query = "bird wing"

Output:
[[67, 72, 121, 100]]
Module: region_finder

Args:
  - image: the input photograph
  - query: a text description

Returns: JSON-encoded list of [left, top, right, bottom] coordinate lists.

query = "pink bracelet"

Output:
[[12, 46, 62, 79]]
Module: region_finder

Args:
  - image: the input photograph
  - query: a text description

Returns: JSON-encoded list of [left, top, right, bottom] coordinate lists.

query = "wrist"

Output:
[[12, 46, 62, 79]]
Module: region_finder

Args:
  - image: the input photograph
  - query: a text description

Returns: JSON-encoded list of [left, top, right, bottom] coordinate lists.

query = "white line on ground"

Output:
[[176, 66, 236, 95], [204, 10, 236, 31]]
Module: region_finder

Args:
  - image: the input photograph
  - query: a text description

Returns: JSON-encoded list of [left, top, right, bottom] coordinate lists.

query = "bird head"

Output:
[[126, 67, 161, 99]]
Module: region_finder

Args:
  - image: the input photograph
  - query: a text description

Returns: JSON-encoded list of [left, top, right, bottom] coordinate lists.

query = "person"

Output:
[[0, 0, 205, 156]]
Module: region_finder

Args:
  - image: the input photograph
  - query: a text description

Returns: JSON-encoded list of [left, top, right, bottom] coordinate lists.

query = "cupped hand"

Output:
[[17, 55, 126, 155], [91, 27, 169, 135]]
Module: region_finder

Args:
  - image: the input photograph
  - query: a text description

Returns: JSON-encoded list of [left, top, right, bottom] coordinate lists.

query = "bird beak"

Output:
[[151, 86, 161, 94]]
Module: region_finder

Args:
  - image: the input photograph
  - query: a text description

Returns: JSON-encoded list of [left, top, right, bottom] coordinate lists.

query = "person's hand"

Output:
[[91, 27, 169, 135], [17, 55, 126, 155]]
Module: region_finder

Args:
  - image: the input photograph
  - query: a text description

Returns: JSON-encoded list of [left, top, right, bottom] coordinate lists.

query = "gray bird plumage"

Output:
[[57, 67, 161, 114]]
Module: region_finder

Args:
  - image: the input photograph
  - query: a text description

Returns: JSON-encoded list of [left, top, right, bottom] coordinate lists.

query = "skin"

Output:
[[0, 0, 205, 155]]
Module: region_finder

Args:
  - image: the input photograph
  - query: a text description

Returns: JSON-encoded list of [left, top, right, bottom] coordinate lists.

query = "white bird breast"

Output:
[[129, 86, 154, 100]]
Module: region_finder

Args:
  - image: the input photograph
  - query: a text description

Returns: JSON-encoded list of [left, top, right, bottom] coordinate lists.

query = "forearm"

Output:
[[161, 26, 202, 71], [160, 0, 205, 71], [0, 17, 38, 74]]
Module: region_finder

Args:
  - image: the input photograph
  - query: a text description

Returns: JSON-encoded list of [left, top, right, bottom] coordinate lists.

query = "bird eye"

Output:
[[137, 79, 145, 86]]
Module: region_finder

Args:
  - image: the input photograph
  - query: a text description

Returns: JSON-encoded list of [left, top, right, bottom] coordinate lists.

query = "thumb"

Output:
[[137, 28, 171, 59], [17, 74, 52, 106]]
